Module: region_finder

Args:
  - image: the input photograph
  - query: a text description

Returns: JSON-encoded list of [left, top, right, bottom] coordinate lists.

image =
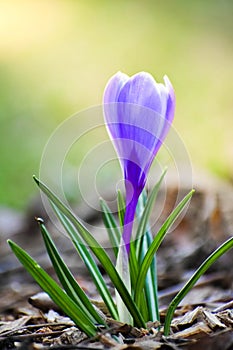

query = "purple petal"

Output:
[[164, 75, 176, 123], [103, 71, 129, 104], [103, 71, 176, 252], [156, 83, 169, 116], [117, 72, 163, 114], [103, 72, 129, 144], [105, 105, 170, 189]]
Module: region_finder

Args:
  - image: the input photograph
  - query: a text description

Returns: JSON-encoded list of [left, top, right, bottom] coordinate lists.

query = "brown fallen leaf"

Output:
[[171, 322, 211, 339], [202, 309, 226, 330], [171, 307, 203, 330], [0, 315, 31, 335]]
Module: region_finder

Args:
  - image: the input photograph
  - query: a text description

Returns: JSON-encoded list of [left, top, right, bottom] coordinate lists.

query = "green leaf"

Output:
[[128, 241, 139, 291], [117, 189, 125, 228], [129, 170, 166, 299], [8, 240, 97, 337], [115, 244, 133, 324], [164, 236, 233, 335], [139, 230, 159, 322], [135, 189, 160, 322], [135, 169, 166, 256], [100, 198, 121, 257], [51, 202, 118, 320], [33, 176, 146, 328], [38, 220, 106, 325], [128, 240, 149, 321], [134, 190, 194, 306]]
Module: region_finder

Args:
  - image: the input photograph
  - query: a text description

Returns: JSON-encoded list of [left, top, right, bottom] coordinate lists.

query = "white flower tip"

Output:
[[163, 75, 175, 98], [163, 75, 171, 86]]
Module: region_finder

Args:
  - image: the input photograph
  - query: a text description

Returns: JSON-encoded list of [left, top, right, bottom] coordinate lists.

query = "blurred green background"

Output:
[[1, 0, 233, 210]]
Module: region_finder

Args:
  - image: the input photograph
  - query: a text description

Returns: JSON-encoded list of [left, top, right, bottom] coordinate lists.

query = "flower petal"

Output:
[[103, 72, 129, 143], [103, 71, 129, 104], [103, 71, 176, 252], [164, 75, 176, 123], [156, 83, 169, 116], [117, 72, 163, 114]]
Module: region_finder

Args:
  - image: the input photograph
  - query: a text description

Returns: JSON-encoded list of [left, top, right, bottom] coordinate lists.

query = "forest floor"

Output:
[[1, 172, 233, 349]]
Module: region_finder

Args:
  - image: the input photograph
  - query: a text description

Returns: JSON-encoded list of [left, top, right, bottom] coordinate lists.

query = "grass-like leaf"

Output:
[[164, 236, 233, 335], [135, 169, 167, 249], [128, 241, 139, 291], [136, 190, 160, 322], [7, 240, 97, 337], [129, 237, 149, 320], [33, 176, 146, 328], [134, 190, 194, 306], [115, 244, 133, 324], [51, 202, 118, 320], [129, 171, 165, 295], [117, 189, 125, 228], [140, 230, 159, 322], [100, 198, 121, 257], [38, 220, 106, 325]]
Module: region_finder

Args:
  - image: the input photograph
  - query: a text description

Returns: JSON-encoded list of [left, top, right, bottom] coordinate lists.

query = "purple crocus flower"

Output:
[[103, 72, 175, 253]]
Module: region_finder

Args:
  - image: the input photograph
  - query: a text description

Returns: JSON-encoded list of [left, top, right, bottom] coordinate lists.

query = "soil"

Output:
[[0, 171, 233, 349]]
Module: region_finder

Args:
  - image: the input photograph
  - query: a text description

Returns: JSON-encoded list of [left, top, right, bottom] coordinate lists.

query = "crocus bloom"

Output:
[[103, 72, 175, 253]]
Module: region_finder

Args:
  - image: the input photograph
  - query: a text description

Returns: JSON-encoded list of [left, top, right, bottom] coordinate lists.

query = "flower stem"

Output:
[[122, 189, 139, 254]]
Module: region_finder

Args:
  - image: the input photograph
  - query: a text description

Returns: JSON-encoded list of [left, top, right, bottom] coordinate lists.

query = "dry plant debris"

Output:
[[1, 179, 233, 349], [0, 295, 233, 349]]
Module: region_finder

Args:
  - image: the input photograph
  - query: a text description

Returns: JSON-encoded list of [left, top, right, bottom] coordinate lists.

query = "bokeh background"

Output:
[[1, 0, 233, 210]]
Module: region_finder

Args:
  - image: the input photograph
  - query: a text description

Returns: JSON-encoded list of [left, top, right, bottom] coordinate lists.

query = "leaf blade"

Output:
[[34, 176, 146, 327], [8, 240, 97, 337], [39, 221, 106, 325], [117, 189, 125, 228], [135, 169, 166, 246], [134, 190, 194, 306], [164, 236, 233, 335], [51, 202, 118, 320], [100, 198, 121, 257]]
